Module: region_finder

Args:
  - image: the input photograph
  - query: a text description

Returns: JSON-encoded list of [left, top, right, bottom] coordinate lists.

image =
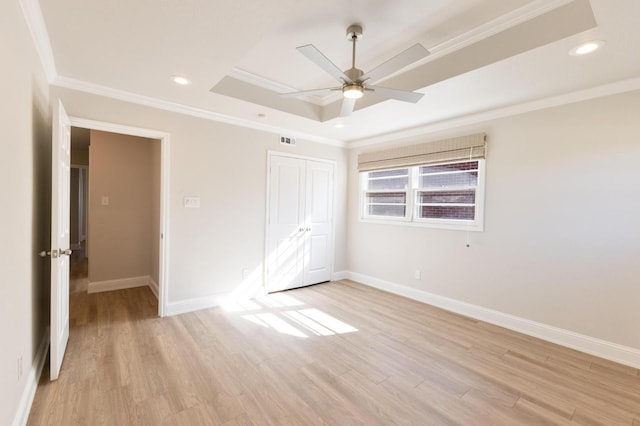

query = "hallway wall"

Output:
[[88, 130, 158, 284]]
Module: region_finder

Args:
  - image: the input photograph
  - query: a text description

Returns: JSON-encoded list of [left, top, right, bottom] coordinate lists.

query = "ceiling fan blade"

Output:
[[280, 87, 340, 98], [361, 44, 429, 83], [367, 85, 424, 103], [339, 98, 356, 117], [297, 44, 352, 83]]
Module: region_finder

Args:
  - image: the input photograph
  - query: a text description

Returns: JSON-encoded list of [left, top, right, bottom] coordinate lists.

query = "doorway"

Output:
[[67, 118, 170, 316]]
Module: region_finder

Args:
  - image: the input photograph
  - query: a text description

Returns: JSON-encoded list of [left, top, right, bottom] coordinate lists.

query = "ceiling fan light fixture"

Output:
[[343, 84, 364, 99]]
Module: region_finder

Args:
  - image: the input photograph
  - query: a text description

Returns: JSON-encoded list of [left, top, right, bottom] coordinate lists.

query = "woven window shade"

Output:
[[358, 133, 486, 172]]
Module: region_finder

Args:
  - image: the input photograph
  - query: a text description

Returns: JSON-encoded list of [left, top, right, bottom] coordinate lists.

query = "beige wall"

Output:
[[0, 0, 51, 424], [347, 90, 640, 350], [71, 147, 89, 165], [88, 130, 157, 282], [51, 86, 349, 305]]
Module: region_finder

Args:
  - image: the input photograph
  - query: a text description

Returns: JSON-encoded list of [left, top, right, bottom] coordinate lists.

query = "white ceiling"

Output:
[[35, 0, 640, 144]]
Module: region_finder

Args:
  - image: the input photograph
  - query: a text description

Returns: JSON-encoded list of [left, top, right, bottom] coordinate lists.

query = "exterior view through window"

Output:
[[361, 159, 485, 231]]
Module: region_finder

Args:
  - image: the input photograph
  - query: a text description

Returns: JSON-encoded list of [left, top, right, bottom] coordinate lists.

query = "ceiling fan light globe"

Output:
[[343, 85, 364, 99]]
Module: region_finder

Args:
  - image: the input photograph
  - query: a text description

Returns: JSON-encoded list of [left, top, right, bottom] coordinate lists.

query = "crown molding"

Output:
[[18, 0, 57, 82], [52, 76, 346, 147], [348, 76, 640, 149]]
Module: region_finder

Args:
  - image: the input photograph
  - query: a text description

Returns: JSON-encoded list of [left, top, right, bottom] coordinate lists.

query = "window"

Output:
[[361, 159, 485, 231]]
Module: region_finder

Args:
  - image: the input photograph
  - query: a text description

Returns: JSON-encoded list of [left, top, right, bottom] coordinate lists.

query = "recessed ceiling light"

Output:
[[334, 123, 345, 129], [172, 75, 192, 85], [569, 40, 605, 56]]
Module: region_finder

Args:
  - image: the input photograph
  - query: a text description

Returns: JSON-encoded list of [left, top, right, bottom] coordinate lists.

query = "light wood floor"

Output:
[[28, 280, 640, 425]]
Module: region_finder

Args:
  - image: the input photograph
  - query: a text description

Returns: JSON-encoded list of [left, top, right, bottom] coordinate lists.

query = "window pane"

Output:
[[419, 206, 475, 220], [418, 190, 475, 204], [366, 192, 407, 204], [369, 169, 408, 178], [367, 169, 409, 190], [420, 172, 477, 188], [368, 204, 406, 217]]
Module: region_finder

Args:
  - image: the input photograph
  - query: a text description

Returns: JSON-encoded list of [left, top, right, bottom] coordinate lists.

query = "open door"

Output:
[[49, 100, 72, 380]]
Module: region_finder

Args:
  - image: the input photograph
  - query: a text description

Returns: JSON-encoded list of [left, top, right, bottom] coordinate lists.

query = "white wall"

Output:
[[0, 0, 51, 424], [50, 86, 348, 307], [348, 89, 640, 351]]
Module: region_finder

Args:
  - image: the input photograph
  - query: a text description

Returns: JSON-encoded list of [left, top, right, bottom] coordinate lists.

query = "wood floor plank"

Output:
[[27, 279, 640, 425]]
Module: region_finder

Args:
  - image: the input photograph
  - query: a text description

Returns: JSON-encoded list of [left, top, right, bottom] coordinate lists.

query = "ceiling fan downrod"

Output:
[[345, 24, 364, 84]]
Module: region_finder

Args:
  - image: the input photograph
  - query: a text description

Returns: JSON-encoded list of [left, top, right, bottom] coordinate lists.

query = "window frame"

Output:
[[360, 159, 486, 231]]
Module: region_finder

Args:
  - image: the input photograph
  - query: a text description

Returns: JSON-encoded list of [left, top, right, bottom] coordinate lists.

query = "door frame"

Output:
[[264, 150, 337, 292], [68, 117, 171, 317]]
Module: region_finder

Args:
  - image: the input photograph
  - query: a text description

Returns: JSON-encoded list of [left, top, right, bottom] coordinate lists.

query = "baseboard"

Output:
[[347, 271, 640, 369], [164, 292, 231, 317], [87, 276, 149, 294], [148, 277, 159, 299], [13, 327, 49, 426], [332, 270, 349, 281]]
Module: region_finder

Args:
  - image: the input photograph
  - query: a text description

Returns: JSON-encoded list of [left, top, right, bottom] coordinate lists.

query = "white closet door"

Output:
[[266, 154, 335, 293], [304, 161, 333, 285], [266, 156, 306, 292]]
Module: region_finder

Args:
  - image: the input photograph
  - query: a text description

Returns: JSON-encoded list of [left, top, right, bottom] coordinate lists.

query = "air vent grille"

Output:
[[280, 135, 296, 146]]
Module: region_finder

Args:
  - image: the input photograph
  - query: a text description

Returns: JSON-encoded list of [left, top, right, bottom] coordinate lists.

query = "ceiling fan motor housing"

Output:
[[346, 24, 363, 41]]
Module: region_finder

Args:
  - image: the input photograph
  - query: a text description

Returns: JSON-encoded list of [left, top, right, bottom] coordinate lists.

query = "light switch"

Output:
[[183, 196, 200, 208], [101, 196, 109, 206]]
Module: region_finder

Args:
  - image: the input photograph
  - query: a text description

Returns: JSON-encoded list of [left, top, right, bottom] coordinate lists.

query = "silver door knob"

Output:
[[39, 251, 51, 257], [60, 249, 73, 256]]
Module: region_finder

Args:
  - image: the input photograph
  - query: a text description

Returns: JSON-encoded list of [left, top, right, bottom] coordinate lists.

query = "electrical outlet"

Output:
[[17, 355, 22, 381], [414, 270, 421, 280]]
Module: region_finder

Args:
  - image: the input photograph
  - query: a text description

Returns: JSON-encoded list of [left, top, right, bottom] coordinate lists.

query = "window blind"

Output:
[[357, 133, 486, 172]]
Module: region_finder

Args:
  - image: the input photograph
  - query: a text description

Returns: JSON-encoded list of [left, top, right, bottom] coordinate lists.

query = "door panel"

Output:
[[50, 100, 71, 380], [267, 156, 306, 292], [266, 155, 334, 292], [304, 161, 333, 285]]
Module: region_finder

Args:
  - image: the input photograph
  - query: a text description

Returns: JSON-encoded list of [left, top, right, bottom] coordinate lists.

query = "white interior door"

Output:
[[304, 161, 333, 285], [266, 156, 306, 292], [266, 154, 334, 292], [50, 100, 72, 380]]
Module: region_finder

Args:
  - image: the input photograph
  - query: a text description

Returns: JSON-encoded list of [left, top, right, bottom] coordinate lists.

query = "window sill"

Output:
[[360, 217, 484, 232]]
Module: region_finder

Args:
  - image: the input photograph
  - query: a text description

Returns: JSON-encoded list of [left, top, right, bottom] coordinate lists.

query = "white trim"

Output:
[[164, 292, 231, 317], [88, 276, 150, 294], [349, 76, 640, 148], [67, 117, 170, 317], [148, 277, 159, 299], [12, 327, 49, 426], [346, 272, 640, 369], [18, 0, 57, 82], [53, 76, 345, 147], [332, 271, 349, 281]]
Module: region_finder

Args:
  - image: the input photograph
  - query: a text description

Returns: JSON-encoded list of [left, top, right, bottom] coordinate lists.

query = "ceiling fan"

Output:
[[281, 24, 430, 117]]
